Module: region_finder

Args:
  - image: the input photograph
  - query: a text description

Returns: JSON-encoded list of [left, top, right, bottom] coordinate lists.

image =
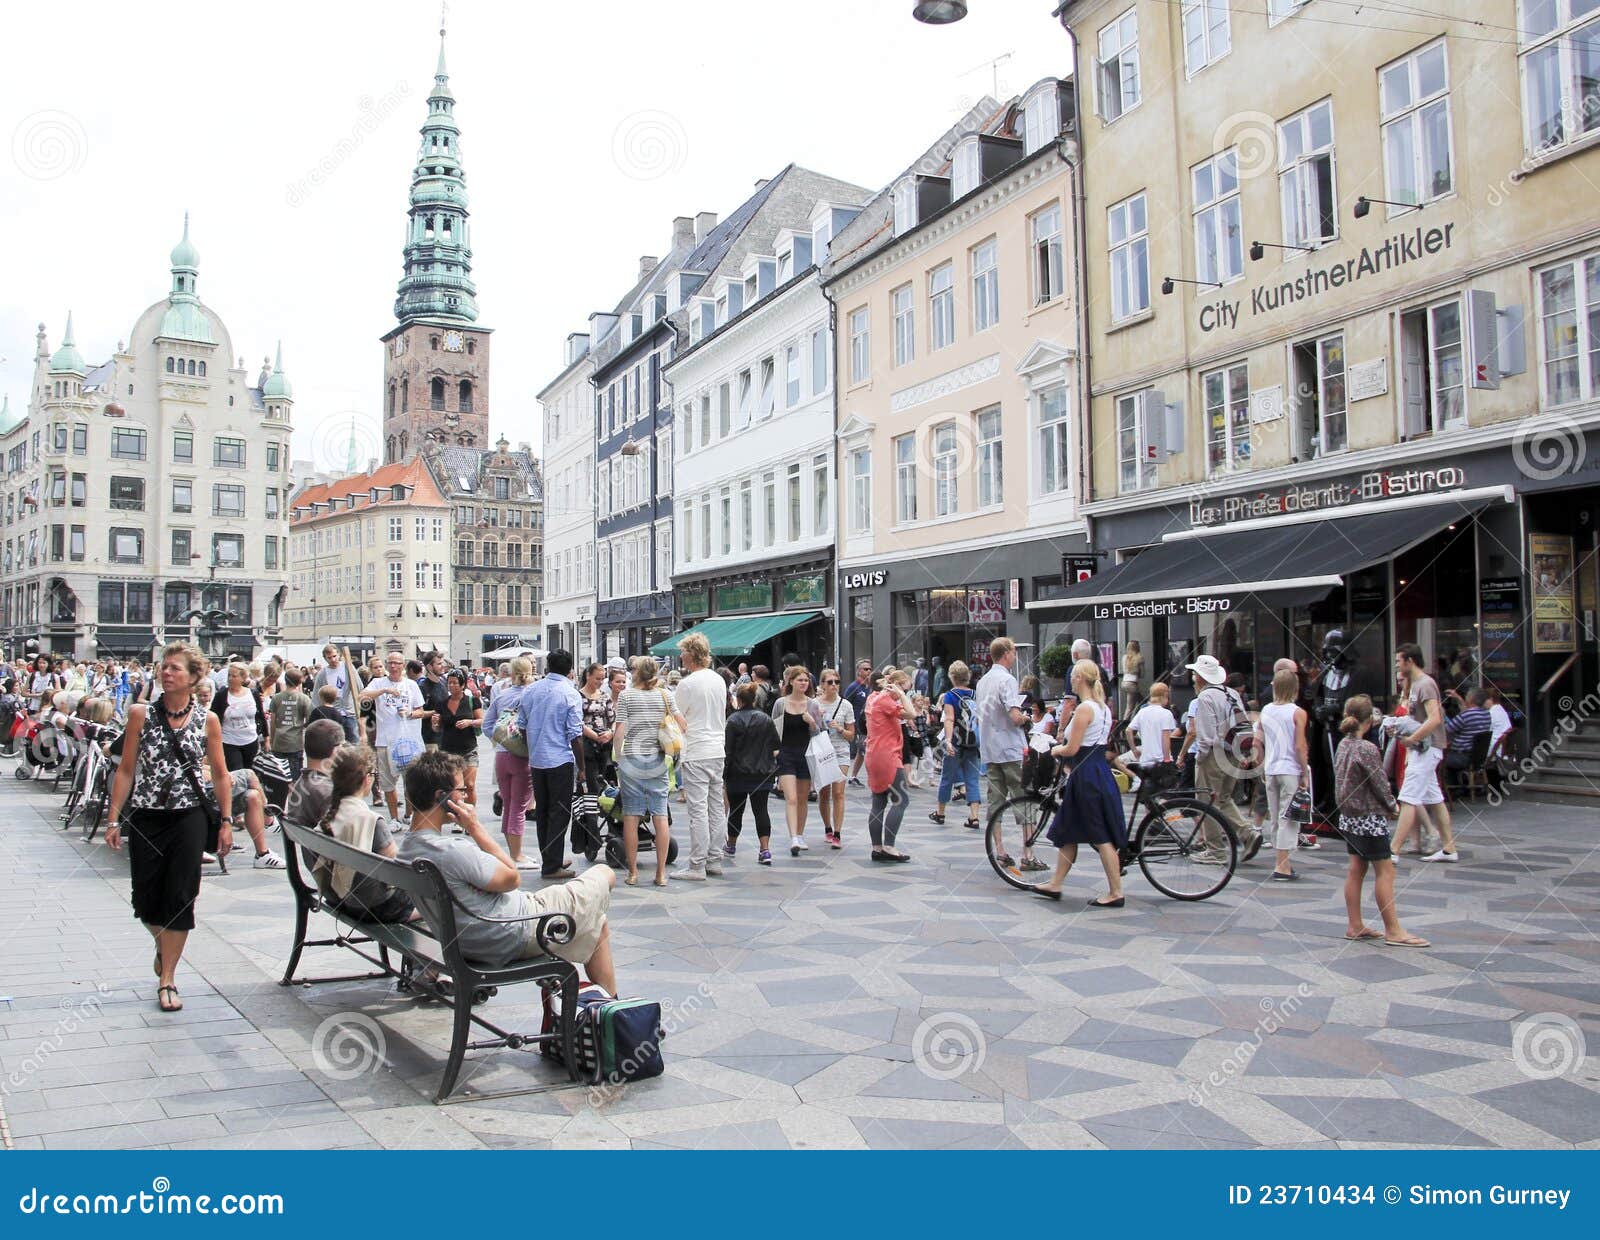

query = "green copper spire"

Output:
[[262, 341, 292, 399], [393, 21, 478, 324], [160, 213, 217, 344], [345, 416, 359, 474], [49, 311, 85, 376], [0, 394, 20, 436]]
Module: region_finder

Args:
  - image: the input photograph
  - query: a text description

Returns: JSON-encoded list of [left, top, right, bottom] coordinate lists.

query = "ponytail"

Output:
[[319, 744, 375, 834]]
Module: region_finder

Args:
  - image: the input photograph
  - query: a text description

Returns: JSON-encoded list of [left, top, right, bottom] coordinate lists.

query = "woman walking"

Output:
[[573, 662, 615, 862], [724, 682, 780, 864], [1335, 695, 1428, 948], [1257, 668, 1309, 881], [438, 669, 483, 804], [613, 656, 678, 886], [929, 661, 982, 829], [1033, 661, 1127, 907], [1120, 640, 1145, 720], [864, 668, 917, 862], [482, 656, 535, 868], [211, 661, 267, 772], [105, 642, 234, 1012], [815, 669, 855, 850], [772, 665, 823, 857]]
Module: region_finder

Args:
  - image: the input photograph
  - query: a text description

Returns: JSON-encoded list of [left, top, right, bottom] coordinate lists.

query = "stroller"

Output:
[[0, 690, 21, 757], [575, 784, 678, 869], [252, 751, 295, 831], [10, 710, 68, 781]]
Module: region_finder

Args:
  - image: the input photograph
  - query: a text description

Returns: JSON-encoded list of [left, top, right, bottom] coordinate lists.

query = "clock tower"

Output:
[[380, 24, 491, 462]]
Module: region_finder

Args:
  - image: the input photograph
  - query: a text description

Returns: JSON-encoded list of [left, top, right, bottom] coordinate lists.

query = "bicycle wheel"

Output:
[[1133, 798, 1237, 900], [985, 792, 1060, 892]]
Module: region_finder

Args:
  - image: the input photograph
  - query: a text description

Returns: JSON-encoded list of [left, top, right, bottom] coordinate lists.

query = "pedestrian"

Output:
[[1126, 680, 1177, 770], [815, 668, 856, 849], [749, 665, 776, 714], [211, 662, 267, 772], [1335, 695, 1428, 948], [865, 667, 917, 862], [1033, 660, 1127, 907], [312, 645, 361, 742], [282, 718, 345, 835], [418, 650, 451, 753], [104, 642, 235, 1013], [437, 668, 483, 804], [513, 649, 592, 880], [724, 682, 780, 864], [913, 657, 930, 697], [1186, 654, 1262, 863], [930, 660, 984, 831], [574, 662, 615, 855], [1120, 640, 1145, 719], [929, 656, 949, 704], [258, 660, 282, 704], [306, 742, 415, 924], [311, 684, 356, 743], [675, 633, 728, 880], [843, 659, 873, 786], [359, 651, 428, 823], [736, 662, 751, 685], [25, 653, 60, 716], [771, 665, 823, 857], [1389, 643, 1459, 862], [1256, 668, 1310, 881], [976, 637, 1031, 869], [612, 655, 678, 886], [268, 666, 314, 781], [482, 656, 537, 868]]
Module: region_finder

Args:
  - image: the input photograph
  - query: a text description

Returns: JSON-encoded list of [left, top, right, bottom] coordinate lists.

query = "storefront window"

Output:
[[892, 585, 1004, 675], [849, 593, 875, 667], [1394, 522, 1478, 696]]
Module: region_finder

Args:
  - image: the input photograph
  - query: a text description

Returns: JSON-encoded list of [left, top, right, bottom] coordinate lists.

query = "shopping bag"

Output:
[[806, 732, 843, 788]]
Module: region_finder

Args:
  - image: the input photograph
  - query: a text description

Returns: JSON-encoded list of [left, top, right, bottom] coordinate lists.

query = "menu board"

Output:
[[1479, 577, 1522, 698], [1530, 533, 1576, 653]]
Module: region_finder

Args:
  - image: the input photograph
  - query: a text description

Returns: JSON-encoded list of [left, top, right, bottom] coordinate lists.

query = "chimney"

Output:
[[672, 215, 695, 250], [694, 211, 718, 244], [638, 255, 659, 280]]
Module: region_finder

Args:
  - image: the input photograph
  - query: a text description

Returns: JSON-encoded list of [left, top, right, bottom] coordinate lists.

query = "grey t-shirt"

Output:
[[1407, 674, 1447, 749], [397, 829, 524, 965]]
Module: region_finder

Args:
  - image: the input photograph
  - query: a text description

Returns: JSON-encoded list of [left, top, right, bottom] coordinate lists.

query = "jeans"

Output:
[[726, 777, 773, 844], [529, 763, 575, 874], [868, 768, 909, 850], [679, 757, 728, 870], [937, 746, 983, 808], [496, 750, 531, 838]]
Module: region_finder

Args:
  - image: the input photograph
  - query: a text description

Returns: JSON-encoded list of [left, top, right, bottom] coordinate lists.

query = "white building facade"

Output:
[[538, 334, 597, 664]]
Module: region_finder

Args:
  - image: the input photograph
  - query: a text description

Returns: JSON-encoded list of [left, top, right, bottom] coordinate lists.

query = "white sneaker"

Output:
[[789, 836, 801, 857], [514, 856, 540, 870], [795, 835, 810, 852], [1421, 849, 1459, 863], [201, 852, 219, 866], [253, 850, 285, 870], [705, 861, 724, 877], [671, 866, 706, 882]]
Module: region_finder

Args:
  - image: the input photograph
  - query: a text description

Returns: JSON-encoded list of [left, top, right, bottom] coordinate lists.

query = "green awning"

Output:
[[650, 611, 821, 658]]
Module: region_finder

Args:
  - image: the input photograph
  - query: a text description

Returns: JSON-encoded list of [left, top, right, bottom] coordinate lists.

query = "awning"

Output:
[[651, 610, 821, 658], [1030, 495, 1495, 620]]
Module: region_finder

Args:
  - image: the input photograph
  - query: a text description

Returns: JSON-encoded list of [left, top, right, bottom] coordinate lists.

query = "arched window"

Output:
[[459, 380, 473, 413], [186, 359, 197, 376], [399, 431, 408, 457], [466, 340, 475, 356], [387, 383, 396, 416], [430, 378, 445, 411], [401, 377, 409, 409], [165, 357, 175, 373], [386, 435, 396, 461], [430, 336, 439, 351], [198, 361, 206, 378]]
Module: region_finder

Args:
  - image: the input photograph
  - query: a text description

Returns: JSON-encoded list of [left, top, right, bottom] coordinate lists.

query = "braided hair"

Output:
[[318, 744, 376, 835]]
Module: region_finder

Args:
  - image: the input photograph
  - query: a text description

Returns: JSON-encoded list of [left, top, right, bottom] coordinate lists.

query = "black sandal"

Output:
[[157, 985, 182, 1012]]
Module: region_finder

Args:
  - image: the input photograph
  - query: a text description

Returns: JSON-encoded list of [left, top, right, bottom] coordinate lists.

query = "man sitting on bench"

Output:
[[397, 752, 617, 993]]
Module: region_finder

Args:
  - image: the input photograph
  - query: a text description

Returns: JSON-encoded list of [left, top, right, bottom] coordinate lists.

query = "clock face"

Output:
[[443, 331, 465, 352]]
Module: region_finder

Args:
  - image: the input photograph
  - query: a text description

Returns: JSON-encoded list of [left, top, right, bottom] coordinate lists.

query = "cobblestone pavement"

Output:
[[2, 763, 1597, 1150]]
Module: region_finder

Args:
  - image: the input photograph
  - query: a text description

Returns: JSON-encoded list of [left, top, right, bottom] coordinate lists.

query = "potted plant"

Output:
[[1039, 642, 1074, 698]]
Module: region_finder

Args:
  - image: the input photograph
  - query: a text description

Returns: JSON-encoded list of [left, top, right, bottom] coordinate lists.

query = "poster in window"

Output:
[[1530, 532, 1575, 653], [967, 589, 1004, 625]]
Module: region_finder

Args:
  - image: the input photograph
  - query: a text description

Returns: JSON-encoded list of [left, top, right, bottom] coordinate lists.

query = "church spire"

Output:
[[393, 16, 478, 325]]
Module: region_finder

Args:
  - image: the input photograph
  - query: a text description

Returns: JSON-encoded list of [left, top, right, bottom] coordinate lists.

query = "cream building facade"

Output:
[[539, 334, 597, 664]]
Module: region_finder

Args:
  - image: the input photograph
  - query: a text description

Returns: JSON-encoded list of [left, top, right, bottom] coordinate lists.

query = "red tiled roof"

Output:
[[290, 455, 445, 524]]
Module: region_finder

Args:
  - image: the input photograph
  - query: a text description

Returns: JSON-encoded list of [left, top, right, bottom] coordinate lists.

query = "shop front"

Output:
[[654, 556, 833, 672], [597, 593, 673, 667]]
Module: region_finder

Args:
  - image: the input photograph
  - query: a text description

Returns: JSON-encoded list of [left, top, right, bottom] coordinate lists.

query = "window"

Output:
[[813, 453, 829, 534], [1116, 391, 1157, 493], [266, 488, 281, 520], [952, 137, 982, 196], [894, 434, 917, 524], [932, 422, 958, 516], [1108, 193, 1149, 320], [762, 474, 776, 548], [1033, 204, 1064, 305], [172, 529, 192, 564], [99, 583, 124, 623], [1193, 151, 1243, 285], [1096, 8, 1141, 122], [508, 541, 522, 568], [1268, 0, 1312, 20], [849, 308, 870, 384], [787, 463, 802, 539], [1181, 1, 1230, 75], [109, 528, 143, 564], [481, 584, 497, 616], [266, 443, 280, 471], [893, 179, 916, 235], [172, 430, 192, 463], [703, 393, 716, 444], [717, 384, 732, 437], [1278, 99, 1338, 250], [483, 541, 499, 567], [1291, 332, 1349, 457], [69, 526, 84, 561], [389, 516, 403, 542], [655, 522, 671, 588], [759, 357, 776, 417], [111, 428, 146, 460], [53, 423, 67, 452], [213, 484, 245, 517], [971, 239, 999, 332], [1023, 85, 1061, 152], [976, 406, 1003, 507], [892, 285, 915, 366], [740, 479, 754, 551], [265, 536, 279, 570], [1538, 253, 1600, 406], [458, 538, 474, 566], [431, 377, 446, 410], [72, 424, 87, 454], [432, 517, 444, 541], [720, 486, 732, 555], [811, 328, 827, 394], [213, 533, 243, 567], [1203, 361, 1252, 475], [109, 476, 145, 511], [70, 473, 85, 507], [656, 428, 671, 495], [786, 343, 801, 406], [389, 561, 404, 593], [457, 582, 472, 613], [1037, 387, 1073, 496], [929, 263, 955, 351], [1382, 41, 1453, 208], [213, 436, 246, 468], [1400, 299, 1466, 434], [700, 494, 713, 559], [1520, 1, 1600, 155], [507, 584, 522, 617]]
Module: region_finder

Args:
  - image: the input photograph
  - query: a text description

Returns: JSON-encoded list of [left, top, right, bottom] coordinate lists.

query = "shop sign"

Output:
[[1009, 578, 1021, 610], [782, 574, 826, 607], [967, 589, 1005, 624], [679, 588, 710, 617], [716, 580, 772, 613], [842, 569, 888, 589], [1092, 595, 1234, 620], [1062, 554, 1098, 584], [1188, 465, 1467, 529], [1530, 534, 1576, 653]]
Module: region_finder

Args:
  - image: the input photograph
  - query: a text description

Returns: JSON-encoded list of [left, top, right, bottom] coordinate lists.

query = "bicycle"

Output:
[[985, 760, 1239, 901]]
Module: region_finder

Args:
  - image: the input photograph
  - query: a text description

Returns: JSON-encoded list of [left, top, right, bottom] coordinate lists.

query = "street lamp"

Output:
[[912, 1, 969, 22]]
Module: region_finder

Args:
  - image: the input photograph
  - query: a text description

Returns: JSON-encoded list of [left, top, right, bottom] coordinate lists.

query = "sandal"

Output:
[[157, 985, 182, 1013], [653, 875, 668, 887], [1384, 935, 1431, 948], [624, 874, 640, 887], [995, 852, 1016, 869], [1344, 928, 1383, 941], [1019, 855, 1049, 872]]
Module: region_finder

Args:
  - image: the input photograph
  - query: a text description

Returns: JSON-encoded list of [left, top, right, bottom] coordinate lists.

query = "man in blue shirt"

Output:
[[842, 659, 872, 786], [515, 649, 588, 879]]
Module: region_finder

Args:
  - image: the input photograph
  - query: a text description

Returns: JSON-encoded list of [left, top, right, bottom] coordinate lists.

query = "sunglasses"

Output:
[[822, 678, 840, 685]]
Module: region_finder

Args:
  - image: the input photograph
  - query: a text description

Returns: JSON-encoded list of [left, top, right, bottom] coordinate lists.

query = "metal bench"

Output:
[[280, 818, 583, 1103]]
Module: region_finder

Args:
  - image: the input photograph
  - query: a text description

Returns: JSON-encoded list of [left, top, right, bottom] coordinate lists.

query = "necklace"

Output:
[[163, 698, 193, 721]]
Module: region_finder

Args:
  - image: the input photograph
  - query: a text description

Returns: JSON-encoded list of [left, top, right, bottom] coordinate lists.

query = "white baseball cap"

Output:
[[1186, 654, 1227, 686]]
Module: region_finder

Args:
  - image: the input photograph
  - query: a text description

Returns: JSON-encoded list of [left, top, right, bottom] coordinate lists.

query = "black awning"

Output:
[[1032, 497, 1491, 620]]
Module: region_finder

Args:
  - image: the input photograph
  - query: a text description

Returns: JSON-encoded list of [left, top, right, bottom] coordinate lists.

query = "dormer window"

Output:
[[778, 249, 793, 282], [952, 137, 982, 197], [715, 292, 728, 325], [1024, 84, 1063, 152], [893, 178, 917, 235]]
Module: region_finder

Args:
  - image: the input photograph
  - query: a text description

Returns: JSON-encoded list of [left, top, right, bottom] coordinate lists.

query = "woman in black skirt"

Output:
[[1033, 660, 1129, 908], [105, 642, 234, 1012]]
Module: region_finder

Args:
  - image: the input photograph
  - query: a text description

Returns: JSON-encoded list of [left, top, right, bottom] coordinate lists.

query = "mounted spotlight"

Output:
[[912, 0, 969, 23], [1161, 275, 1223, 295], [1354, 195, 1422, 218], [1249, 240, 1317, 261]]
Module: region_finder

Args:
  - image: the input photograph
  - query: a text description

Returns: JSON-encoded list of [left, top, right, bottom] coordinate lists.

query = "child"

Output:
[[1335, 695, 1428, 948], [1126, 682, 1177, 770], [311, 684, 356, 744]]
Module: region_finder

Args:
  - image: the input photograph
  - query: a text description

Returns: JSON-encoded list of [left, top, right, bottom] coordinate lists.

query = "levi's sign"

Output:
[[1199, 224, 1457, 333], [1092, 596, 1233, 620], [1188, 465, 1466, 529]]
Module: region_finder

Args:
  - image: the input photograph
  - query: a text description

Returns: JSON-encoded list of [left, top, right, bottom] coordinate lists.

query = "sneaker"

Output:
[[829, 835, 842, 850], [1019, 855, 1050, 873], [253, 850, 285, 870], [722, 841, 737, 858], [795, 835, 810, 852], [201, 852, 219, 866], [514, 856, 540, 870], [847, 776, 862, 787], [705, 862, 724, 877], [758, 849, 773, 865], [1193, 853, 1229, 866], [1242, 831, 1264, 862], [789, 837, 801, 857], [672, 866, 707, 882], [1297, 833, 1322, 850], [1421, 849, 1460, 863]]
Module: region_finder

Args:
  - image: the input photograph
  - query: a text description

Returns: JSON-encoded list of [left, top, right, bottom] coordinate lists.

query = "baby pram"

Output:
[[9, 710, 68, 780], [574, 784, 678, 869]]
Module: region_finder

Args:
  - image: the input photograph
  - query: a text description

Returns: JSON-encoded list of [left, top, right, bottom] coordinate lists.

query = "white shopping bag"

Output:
[[806, 732, 844, 788]]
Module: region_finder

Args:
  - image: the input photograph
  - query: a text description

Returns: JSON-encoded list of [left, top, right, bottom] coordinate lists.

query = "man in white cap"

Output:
[[600, 656, 628, 703], [1187, 654, 1261, 863]]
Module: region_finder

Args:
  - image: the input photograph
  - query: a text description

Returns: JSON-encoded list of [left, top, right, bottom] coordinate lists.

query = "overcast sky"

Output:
[[2, 0, 1069, 472]]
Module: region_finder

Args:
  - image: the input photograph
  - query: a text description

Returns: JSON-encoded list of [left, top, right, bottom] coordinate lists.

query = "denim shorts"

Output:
[[620, 767, 669, 818]]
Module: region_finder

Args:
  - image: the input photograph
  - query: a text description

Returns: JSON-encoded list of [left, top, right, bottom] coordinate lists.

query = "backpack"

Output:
[[1208, 686, 1259, 771], [656, 688, 684, 759], [949, 690, 980, 749]]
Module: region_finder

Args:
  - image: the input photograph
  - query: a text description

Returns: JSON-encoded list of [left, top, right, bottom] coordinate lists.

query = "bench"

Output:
[[280, 818, 584, 1103]]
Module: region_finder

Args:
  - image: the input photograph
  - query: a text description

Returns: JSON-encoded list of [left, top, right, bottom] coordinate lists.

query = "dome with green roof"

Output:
[[48, 312, 85, 375], [171, 214, 199, 270], [157, 214, 218, 344], [262, 342, 292, 399]]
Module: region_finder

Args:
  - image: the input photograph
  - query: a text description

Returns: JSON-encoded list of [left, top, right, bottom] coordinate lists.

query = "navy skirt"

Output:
[[1046, 745, 1128, 849]]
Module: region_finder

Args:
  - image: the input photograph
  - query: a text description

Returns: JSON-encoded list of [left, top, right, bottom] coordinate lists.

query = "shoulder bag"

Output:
[[153, 700, 223, 851]]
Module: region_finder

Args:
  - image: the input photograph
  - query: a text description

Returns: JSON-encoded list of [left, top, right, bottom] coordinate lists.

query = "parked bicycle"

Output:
[[986, 761, 1239, 901]]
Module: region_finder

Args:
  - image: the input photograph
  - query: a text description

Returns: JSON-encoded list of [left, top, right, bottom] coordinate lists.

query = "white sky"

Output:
[[1, 0, 1069, 472]]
